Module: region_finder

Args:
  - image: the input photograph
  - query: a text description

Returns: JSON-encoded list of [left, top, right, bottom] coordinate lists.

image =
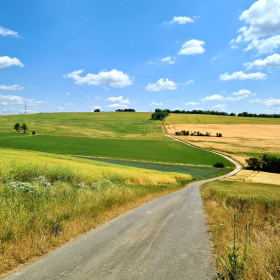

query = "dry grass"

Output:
[[0, 149, 191, 276], [201, 176, 280, 279], [166, 124, 280, 165]]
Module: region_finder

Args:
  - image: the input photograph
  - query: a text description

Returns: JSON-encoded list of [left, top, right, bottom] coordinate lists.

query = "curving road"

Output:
[[2, 134, 241, 280]]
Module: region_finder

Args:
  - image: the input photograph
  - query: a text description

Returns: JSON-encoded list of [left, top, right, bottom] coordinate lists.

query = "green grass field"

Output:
[[165, 113, 280, 125], [0, 112, 164, 139], [0, 133, 233, 167], [77, 157, 230, 178]]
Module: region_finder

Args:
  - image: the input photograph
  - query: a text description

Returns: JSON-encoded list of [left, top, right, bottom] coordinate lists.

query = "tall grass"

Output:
[[201, 180, 280, 279], [0, 153, 191, 276]]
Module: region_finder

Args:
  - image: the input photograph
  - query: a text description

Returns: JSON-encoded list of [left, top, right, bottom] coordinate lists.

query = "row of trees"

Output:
[[13, 123, 36, 135], [175, 130, 222, 137], [115, 109, 136, 112], [169, 109, 235, 116], [238, 112, 280, 118], [246, 154, 280, 174]]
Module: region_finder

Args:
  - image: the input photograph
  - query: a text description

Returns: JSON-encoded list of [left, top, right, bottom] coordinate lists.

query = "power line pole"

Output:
[[24, 104, 27, 114]]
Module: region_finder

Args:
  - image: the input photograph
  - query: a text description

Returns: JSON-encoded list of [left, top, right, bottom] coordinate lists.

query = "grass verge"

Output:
[[201, 176, 280, 279], [0, 150, 191, 276]]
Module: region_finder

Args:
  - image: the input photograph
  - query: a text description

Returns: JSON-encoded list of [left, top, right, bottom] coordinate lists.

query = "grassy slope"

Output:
[[165, 113, 280, 125], [0, 112, 165, 139], [0, 113, 233, 167]]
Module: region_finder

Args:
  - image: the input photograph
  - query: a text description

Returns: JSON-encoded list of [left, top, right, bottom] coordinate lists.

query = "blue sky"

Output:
[[0, 0, 280, 114]]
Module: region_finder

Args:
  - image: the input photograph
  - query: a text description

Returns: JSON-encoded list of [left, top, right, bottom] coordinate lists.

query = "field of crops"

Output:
[[0, 112, 165, 140], [0, 149, 192, 276], [165, 113, 280, 125], [201, 172, 280, 279]]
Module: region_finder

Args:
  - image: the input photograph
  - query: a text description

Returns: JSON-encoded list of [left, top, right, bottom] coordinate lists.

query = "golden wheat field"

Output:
[[166, 124, 280, 165]]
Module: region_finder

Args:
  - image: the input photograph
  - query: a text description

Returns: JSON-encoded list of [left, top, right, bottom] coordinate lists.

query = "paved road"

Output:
[[3, 136, 241, 280]]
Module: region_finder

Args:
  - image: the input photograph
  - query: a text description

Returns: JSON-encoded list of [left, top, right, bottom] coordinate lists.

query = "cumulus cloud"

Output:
[[212, 104, 228, 111], [185, 101, 199, 105], [146, 60, 155, 65], [178, 39, 205, 55], [66, 103, 72, 106], [159, 56, 176, 64], [106, 104, 128, 108], [57, 106, 64, 111], [92, 106, 101, 109], [0, 95, 44, 106], [250, 98, 280, 107], [244, 53, 280, 69], [232, 89, 252, 95], [168, 16, 194, 24], [0, 84, 24, 91], [63, 69, 133, 88], [220, 71, 267, 80], [146, 78, 177, 91], [0, 26, 19, 37], [202, 94, 249, 102], [150, 102, 163, 106], [104, 96, 130, 104], [239, 0, 280, 41], [0, 56, 24, 68], [244, 35, 280, 54]]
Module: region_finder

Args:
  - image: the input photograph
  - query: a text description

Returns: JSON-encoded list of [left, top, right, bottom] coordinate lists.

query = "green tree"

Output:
[[14, 123, 21, 133], [21, 123, 28, 133]]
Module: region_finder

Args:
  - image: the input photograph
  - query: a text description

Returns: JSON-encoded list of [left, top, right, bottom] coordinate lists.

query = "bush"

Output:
[[32, 131, 36, 135], [214, 162, 225, 168], [246, 154, 280, 174]]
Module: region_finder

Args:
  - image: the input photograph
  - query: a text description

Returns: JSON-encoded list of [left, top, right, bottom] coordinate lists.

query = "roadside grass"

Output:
[[201, 175, 280, 279], [165, 113, 280, 125], [0, 112, 165, 140], [78, 157, 232, 179], [0, 135, 234, 167], [0, 149, 192, 276]]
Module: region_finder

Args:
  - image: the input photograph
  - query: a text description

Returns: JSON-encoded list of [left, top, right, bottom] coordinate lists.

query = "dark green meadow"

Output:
[[0, 132, 233, 167]]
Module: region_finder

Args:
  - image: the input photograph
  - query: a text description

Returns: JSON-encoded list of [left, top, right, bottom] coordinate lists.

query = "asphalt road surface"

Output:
[[3, 136, 241, 280]]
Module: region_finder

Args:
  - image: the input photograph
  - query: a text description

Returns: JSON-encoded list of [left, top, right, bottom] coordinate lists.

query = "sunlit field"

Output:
[[0, 149, 191, 276]]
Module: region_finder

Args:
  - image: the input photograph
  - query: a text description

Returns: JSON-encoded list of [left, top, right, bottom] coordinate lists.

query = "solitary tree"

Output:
[[14, 123, 20, 133], [32, 131, 36, 135], [21, 123, 28, 133]]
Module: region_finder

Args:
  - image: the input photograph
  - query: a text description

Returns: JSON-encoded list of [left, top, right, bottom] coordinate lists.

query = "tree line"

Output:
[[115, 109, 136, 112], [246, 154, 280, 174], [237, 112, 280, 118]]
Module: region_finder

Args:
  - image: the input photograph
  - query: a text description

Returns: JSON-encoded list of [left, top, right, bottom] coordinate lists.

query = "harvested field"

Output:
[[166, 124, 280, 165]]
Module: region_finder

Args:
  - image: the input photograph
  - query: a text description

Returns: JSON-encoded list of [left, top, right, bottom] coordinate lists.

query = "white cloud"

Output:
[[92, 106, 101, 109], [231, 45, 238, 49], [0, 84, 24, 91], [66, 103, 72, 106], [95, 96, 100, 100], [178, 39, 205, 55], [1, 102, 8, 105], [239, 0, 280, 41], [179, 79, 194, 85], [65, 92, 70, 95], [202, 94, 249, 102], [104, 96, 130, 104], [212, 104, 227, 111], [169, 16, 194, 25], [232, 89, 252, 95], [63, 69, 133, 88], [146, 60, 155, 65], [220, 71, 267, 80], [244, 53, 280, 69], [106, 104, 128, 108], [244, 35, 280, 54], [159, 56, 176, 64], [150, 102, 163, 106], [250, 98, 280, 107], [0, 56, 24, 68], [0, 94, 44, 106], [146, 78, 177, 91], [0, 26, 19, 37], [185, 102, 199, 105], [57, 106, 64, 111], [211, 54, 222, 61]]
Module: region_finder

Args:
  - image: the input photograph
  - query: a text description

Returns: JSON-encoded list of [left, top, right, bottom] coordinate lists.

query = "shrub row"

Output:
[[175, 130, 222, 137]]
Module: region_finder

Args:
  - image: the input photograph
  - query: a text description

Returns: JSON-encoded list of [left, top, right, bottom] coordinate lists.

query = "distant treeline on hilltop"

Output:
[[151, 109, 280, 120], [115, 109, 136, 112]]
